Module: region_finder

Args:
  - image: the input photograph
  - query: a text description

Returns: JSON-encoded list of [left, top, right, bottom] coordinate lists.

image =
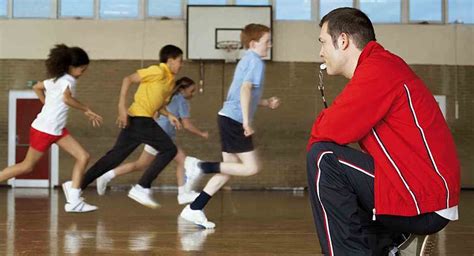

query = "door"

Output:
[[15, 99, 50, 180], [7, 90, 59, 188]]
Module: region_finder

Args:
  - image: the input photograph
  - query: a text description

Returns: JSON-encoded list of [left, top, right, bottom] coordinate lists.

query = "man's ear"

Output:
[[339, 33, 350, 50]]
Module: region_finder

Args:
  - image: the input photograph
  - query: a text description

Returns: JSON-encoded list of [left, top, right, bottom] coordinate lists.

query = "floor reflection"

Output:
[[177, 217, 215, 252], [1, 188, 470, 255]]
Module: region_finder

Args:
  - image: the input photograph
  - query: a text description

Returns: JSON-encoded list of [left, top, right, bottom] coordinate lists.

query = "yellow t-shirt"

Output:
[[128, 63, 175, 117]]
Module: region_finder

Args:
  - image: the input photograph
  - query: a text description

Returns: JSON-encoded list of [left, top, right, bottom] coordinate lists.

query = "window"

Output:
[[360, 0, 400, 23], [275, 0, 311, 20], [409, 0, 442, 22], [448, 0, 473, 24], [13, 0, 52, 18], [60, 0, 94, 18], [319, 0, 352, 20], [236, 0, 269, 5], [100, 0, 139, 19], [148, 0, 182, 17], [0, 0, 7, 17], [187, 0, 226, 5]]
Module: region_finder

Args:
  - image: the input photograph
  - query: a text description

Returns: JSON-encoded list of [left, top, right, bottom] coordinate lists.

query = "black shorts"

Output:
[[218, 115, 254, 153]]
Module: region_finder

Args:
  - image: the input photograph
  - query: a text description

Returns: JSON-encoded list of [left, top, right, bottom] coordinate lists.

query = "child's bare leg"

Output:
[[202, 152, 238, 195], [217, 151, 260, 177], [57, 135, 98, 212], [95, 148, 155, 196], [180, 152, 239, 228], [175, 147, 186, 186], [0, 147, 43, 182], [114, 150, 155, 177], [56, 135, 90, 189]]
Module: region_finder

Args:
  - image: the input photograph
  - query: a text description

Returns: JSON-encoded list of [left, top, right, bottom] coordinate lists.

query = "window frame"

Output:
[[359, 0, 402, 24], [0, 0, 9, 18], [58, 0, 96, 19], [446, 0, 473, 24], [146, 0, 183, 19], [407, 0, 445, 24], [99, 0, 143, 20], [273, 0, 314, 21], [0, 0, 469, 25], [12, 0, 57, 19]]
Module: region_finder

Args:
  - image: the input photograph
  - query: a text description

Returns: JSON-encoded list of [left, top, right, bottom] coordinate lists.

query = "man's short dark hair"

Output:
[[159, 45, 183, 63], [320, 7, 376, 50]]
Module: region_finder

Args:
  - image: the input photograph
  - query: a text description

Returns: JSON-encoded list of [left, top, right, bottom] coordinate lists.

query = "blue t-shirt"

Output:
[[156, 93, 190, 139], [219, 50, 265, 123]]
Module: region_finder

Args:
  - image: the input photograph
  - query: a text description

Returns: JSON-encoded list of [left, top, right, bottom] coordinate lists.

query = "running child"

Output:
[[79, 45, 184, 209], [95, 76, 208, 205], [179, 24, 280, 228], [0, 44, 103, 213]]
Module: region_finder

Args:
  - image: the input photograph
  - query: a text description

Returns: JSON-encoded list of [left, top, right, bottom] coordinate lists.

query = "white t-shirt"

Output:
[[436, 205, 458, 221], [31, 74, 76, 135]]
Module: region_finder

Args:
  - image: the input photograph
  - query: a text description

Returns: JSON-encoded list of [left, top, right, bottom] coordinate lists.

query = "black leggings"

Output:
[[81, 116, 177, 189]]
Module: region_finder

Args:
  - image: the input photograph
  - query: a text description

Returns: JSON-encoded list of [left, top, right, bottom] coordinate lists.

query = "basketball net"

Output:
[[216, 40, 241, 63]]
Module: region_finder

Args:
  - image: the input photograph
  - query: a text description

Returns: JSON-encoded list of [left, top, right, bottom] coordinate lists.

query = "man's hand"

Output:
[[116, 106, 128, 129], [169, 114, 182, 130], [84, 109, 103, 128]]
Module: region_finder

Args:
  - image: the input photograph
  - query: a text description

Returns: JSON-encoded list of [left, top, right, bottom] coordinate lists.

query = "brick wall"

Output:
[[1, 60, 472, 188]]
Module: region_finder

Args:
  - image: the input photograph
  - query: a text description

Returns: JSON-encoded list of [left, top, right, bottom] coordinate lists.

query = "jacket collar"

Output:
[[357, 41, 384, 67]]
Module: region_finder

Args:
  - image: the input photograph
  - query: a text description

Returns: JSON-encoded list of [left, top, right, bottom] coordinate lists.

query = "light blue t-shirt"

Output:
[[156, 93, 190, 139], [219, 50, 265, 124]]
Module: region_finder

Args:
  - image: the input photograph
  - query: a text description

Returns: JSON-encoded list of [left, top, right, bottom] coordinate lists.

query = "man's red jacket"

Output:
[[308, 41, 460, 216]]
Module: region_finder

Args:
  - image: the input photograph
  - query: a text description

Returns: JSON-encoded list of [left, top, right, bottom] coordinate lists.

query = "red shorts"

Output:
[[29, 127, 69, 152]]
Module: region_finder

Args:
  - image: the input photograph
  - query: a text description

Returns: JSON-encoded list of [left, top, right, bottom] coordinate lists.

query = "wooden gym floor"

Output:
[[0, 187, 472, 255]]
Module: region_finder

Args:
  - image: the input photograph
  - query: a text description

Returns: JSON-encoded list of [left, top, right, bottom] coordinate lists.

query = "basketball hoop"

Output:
[[216, 40, 241, 63]]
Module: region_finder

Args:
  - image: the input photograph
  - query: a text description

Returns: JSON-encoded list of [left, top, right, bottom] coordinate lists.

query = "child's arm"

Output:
[[63, 88, 103, 127], [181, 118, 208, 139], [33, 82, 46, 104], [157, 108, 182, 130], [259, 96, 281, 109], [240, 81, 254, 137], [117, 72, 141, 128]]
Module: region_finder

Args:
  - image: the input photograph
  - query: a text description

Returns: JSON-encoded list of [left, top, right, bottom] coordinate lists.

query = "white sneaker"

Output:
[[62, 181, 73, 203], [184, 157, 204, 192], [177, 191, 200, 205], [398, 234, 432, 256], [128, 185, 160, 209], [180, 205, 215, 229], [96, 174, 109, 196], [65, 199, 98, 213]]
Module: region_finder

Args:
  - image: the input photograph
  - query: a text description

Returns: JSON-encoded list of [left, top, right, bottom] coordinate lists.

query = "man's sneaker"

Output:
[[62, 181, 73, 203], [184, 157, 204, 191], [96, 174, 109, 196], [177, 191, 200, 205], [65, 199, 98, 213], [180, 205, 215, 229], [398, 234, 433, 256], [128, 185, 160, 209]]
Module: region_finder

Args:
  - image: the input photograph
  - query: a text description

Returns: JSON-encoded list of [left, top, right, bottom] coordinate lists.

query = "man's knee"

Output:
[[309, 142, 340, 155], [307, 142, 339, 168]]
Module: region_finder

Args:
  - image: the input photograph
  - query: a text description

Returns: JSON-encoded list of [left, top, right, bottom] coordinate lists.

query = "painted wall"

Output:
[[0, 20, 472, 65], [0, 20, 473, 188]]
